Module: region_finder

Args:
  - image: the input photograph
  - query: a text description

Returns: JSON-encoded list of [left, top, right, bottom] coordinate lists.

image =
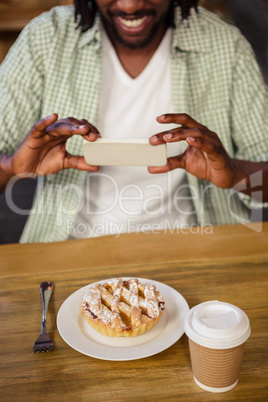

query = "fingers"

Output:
[[45, 118, 90, 138], [150, 113, 215, 146], [31, 113, 58, 137], [148, 164, 171, 174], [186, 137, 228, 164], [32, 114, 87, 139], [80, 119, 99, 134], [31, 115, 101, 142], [80, 118, 101, 142], [150, 127, 220, 147], [63, 153, 100, 171], [148, 152, 188, 173], [148, 137, 229, 175], [157, 113, 207, 129]]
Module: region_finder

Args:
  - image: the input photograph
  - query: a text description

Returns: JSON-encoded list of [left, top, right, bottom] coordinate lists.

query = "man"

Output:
[[0, 0, 267, 242]]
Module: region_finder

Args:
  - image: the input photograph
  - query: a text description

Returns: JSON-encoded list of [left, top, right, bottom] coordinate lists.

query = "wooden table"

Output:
[[1, 223, 267, 401]]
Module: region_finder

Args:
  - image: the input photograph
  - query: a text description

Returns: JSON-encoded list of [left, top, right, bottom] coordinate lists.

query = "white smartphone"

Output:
[[83, 138, 167, 166]]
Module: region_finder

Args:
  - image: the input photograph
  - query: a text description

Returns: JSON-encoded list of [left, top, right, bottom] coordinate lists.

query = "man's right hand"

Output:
[[0, 114, 100, 191]]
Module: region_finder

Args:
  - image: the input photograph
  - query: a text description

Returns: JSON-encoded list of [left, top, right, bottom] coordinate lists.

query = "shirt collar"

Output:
[[172, 7, 211, 53], [78, 14, 102, 50], [78, 7, 211, 53]]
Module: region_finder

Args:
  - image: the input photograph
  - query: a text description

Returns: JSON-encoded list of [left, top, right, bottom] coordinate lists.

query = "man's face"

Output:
[[95, 0, 172, 49]]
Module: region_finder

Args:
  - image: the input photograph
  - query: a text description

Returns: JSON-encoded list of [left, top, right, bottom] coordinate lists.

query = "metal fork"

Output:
[[32, 281, 54, 353]]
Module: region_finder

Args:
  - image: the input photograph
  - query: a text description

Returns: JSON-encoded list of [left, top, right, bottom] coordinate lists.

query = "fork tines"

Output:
[[32, 334, 54, 353], [32, 343, 54, 353]]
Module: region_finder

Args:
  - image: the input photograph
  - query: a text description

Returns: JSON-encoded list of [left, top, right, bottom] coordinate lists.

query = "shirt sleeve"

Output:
[[230, 37, 268, 161], [230, 37, 268, 208], [0, 12, 54, 155]]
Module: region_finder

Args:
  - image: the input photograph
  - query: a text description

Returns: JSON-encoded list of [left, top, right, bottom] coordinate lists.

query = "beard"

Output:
[[99, 10, 169, 50]]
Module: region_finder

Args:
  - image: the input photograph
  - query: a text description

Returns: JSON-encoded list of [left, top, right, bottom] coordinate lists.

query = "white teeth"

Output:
[[118, 16, 147, 28]]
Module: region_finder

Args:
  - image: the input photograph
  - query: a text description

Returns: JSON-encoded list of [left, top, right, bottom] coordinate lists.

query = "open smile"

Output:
[[114, 14, 153, 34], [118, 15, 150, 29], [103, 6, 168, 50]]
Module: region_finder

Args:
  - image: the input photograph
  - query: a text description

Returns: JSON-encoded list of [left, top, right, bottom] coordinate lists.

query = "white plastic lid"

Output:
[[184, 301, 251, 349]]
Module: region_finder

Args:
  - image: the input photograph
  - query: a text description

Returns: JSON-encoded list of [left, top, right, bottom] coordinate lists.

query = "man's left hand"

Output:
[[148, 113, 244, 189]]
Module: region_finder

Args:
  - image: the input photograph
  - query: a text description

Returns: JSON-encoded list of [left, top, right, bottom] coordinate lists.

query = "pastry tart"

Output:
[[81, 278, 165, 337]]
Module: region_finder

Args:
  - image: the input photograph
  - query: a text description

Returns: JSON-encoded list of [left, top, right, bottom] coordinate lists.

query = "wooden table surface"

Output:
[[0, 223, 267, 401]]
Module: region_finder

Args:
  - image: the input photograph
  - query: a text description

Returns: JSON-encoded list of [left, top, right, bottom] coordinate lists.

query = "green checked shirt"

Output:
[[0, 5, 267, 243]]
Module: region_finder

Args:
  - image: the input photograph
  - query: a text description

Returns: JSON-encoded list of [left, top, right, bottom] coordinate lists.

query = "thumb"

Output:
[[63, 153, 100, 171]]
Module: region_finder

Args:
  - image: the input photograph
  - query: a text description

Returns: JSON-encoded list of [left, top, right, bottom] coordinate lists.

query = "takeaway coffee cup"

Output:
[[184, 301, 251, 393]]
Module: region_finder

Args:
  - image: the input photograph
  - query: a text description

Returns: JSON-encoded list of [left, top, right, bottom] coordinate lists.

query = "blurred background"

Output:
[[0, 0, 267, 243]]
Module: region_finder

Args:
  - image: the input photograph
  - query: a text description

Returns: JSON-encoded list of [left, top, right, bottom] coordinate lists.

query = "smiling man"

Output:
[[0, 0, 267, 243]]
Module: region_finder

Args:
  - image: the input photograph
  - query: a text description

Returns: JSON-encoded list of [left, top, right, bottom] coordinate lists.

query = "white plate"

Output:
[[57, 277, 189, 361]]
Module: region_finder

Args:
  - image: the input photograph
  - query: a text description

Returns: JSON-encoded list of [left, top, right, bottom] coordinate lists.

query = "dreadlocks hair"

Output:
[[74, 0, 199, 33]]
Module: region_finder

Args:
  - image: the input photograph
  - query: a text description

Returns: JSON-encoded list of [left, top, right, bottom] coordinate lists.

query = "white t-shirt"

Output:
[[69, 28, 196, 239]]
